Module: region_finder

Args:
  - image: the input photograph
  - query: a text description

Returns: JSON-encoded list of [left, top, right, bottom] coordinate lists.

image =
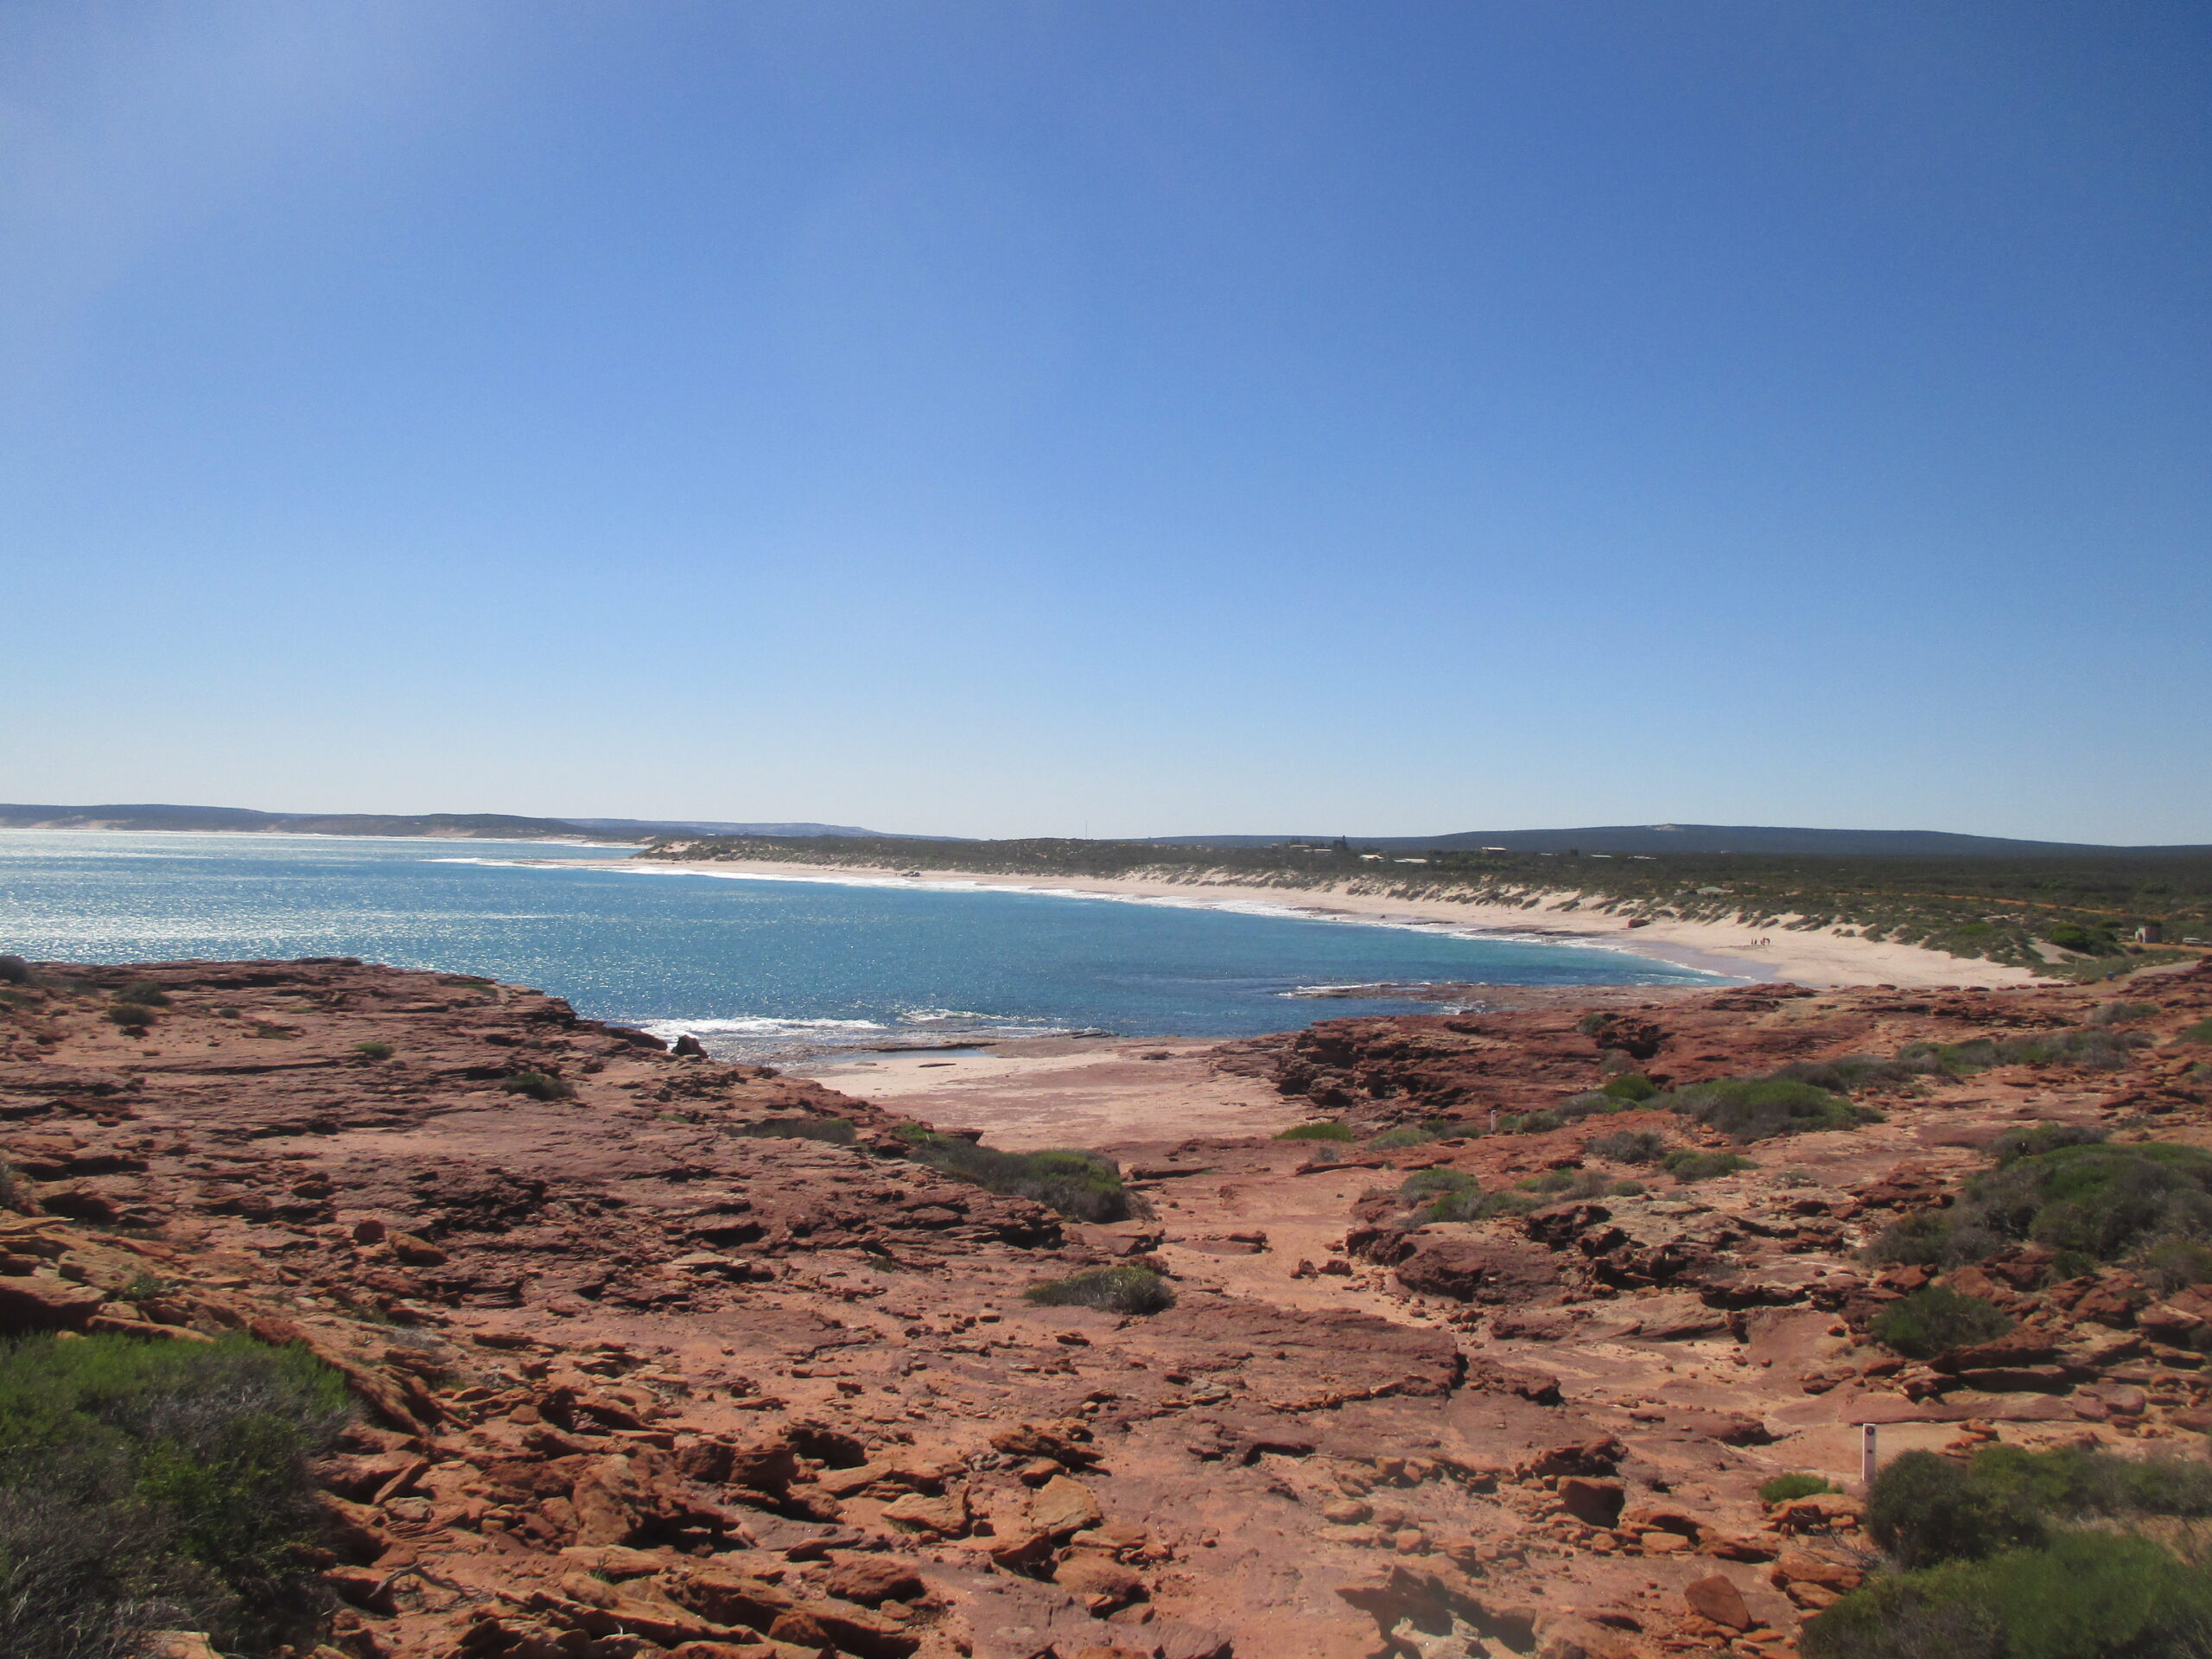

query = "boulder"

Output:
[[1682, 1574, 1752, 1631], [823, 1555, 925, 1606], [0, 1271, 104, 1334], [1029, 1475, 1105, 1538], [1394, 1236, 1561, 1304]]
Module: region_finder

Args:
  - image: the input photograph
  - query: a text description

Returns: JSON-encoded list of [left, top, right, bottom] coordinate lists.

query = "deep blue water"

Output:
[[0, 832, 1716, 1058]]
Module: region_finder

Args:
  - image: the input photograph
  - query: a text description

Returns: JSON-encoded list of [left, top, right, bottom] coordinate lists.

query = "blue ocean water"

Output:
[[0, 832, 1717, 1059]]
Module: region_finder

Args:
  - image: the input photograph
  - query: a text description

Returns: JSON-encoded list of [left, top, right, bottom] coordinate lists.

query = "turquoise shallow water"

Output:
[[0, 832, 1717, 1059]]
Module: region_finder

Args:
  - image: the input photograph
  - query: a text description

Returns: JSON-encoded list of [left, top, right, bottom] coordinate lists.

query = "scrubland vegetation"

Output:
[[1806, 1446, 2212, 1657], [0, 1333, 347, 1659], [1024, 1264, 1175, 1314], [893, 1128, 1141, 1221], [646, 835, 2212, 973]]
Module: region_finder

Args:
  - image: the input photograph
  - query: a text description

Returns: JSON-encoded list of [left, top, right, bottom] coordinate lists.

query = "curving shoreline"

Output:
[[624, 854, 2054, 990]]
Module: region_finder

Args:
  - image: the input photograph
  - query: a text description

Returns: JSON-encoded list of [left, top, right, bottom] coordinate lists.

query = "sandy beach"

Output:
[[626, 855, 2054, 990]]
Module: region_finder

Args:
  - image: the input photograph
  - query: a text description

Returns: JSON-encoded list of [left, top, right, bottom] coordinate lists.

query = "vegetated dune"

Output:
[[3, 952, 2211, 1658]]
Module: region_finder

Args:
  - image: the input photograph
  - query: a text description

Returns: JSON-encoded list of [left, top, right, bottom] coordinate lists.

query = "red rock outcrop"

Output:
[[3, 955, 2211, 1658]]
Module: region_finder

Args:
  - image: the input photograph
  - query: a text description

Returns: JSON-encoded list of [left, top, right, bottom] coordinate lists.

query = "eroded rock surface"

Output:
[[3, 956, 2212, 1658]]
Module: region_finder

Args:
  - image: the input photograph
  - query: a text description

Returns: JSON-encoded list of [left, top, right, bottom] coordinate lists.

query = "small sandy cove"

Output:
[[639, 855, 2051, 990]]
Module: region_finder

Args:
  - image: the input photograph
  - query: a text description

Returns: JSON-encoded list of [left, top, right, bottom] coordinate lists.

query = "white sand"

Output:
[[622, 856, 2052, 990]]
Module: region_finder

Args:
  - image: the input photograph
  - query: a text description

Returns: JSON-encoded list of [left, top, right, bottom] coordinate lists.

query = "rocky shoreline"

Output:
[[3, 955, 2210, 1658]]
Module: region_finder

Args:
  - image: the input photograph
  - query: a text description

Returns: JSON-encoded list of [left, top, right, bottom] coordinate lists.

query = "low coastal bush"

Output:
[[1669, 1076, 1868, 1141], [2086, 1001, 2159, 1027], [1402, 1168, 1481, 1222], [2045, 922, 2120, 956], [0, 956, 29, 985], [728, 1116, 856, 1144], [105, 1001, 159, 1028], [1277, 1122, 1355, 1141], [352, 1041, 394, 1061], [1758, 1472, 1834, 1505], [1369, 1121, 1460, 1149], [500, 1070, 571, 1101], [1662, 1149, 1753, 1183], [114, 982, 169, 1008], [1898, 1028, 2151, 1074], [1808, 1446, 2212, 1658], [1601, 1072, 1660, 1102], [1516, 1169, 1617, 1200], [1024, 1265, 1174, 1315], [2177, 1019, 2212, 1046], [1804, 1529, 2212, 1659], [1773, 1053, 1942, 1095], [1588, 1129, 1668, 1165], [0, 1332, 349, 1657], [2138, 1237, 2212, 1294], [900, 1133, 1140, 1222], [1870, 1287, 2015, 1360], [1497, 1110, 1564, 1134], [1991, 1122, 2110, 1164], [1555, 1091, 1627, 1122], [1872, 1141, 2212, 1272], [1402, 1169, 1479, 1199]]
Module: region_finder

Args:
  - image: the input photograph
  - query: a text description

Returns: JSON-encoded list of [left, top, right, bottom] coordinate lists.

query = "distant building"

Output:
[[2136, 923, 2164, 944]]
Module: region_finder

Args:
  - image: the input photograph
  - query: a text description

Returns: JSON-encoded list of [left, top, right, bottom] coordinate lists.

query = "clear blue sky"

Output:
[[3, 3, 2206, 842]]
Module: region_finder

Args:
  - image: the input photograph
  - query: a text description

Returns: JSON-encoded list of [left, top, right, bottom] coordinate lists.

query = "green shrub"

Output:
[[1554, 1091, 1624, 1121], [1471, 1190, 1538, 1218], [2086, 1001, 2159, 1028], [1662, 1149, 1754, 1183], [1601, 1073, 1659, 1102], [1776, 1052, 1944, 1094], [2044, 923, 2120, 955], [1974, 1142, 2212, 1261], [1868, 1209, 2005, 1270], [1497, 1110, 1564, 1134], [1875, 1141, 2212, 1274], [1024, 1265, 1173, 1315], [1992, 1123, 2109, 1164], [114, 982, 170, 1008], [105, 1002, 159, 1028], [1760, 1471, 1835, 1505], [1669, 1076, 1866, 1141], [1611, 1179, 1646, 1196], [1871, 1286, 2016, 1360], [1588, 1129, 1668, 1164], [0, 957, 29, 986], [500, 1070, 571, 1101], [2138, 1237, 2212, 1294], [352, 1041, 394, 1061], [1902, 1029, 2152, 1075], [2176, 1019, 2212, 1046], [1369, 1121, 1460, 1149], [1277, 1121, 1354, 1141], [1804, 1529, 2212, 1659], [1401, 1169, 1479, 1199], [728, 1116, 856, 1144], [901, 1135, 1139, 1222], [1867, 1450, 2047, 1569], [0, 1333, 349, 1656]]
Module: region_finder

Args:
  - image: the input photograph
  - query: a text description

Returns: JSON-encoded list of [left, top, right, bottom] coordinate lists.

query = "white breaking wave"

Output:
[[641, 1016, 887, 1038]]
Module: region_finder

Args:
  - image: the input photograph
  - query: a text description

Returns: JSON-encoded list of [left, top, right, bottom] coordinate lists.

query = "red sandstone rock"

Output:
[[1682, 1573, 1753, 1630]]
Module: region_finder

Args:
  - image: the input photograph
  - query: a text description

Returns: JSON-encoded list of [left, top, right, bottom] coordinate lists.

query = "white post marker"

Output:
[[1861, 1423, 1878, 1489]]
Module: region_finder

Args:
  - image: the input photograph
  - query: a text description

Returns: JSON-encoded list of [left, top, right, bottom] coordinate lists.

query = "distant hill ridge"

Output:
[[1, 806, 2200, 856], [1141, 824, 2212, 856]]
